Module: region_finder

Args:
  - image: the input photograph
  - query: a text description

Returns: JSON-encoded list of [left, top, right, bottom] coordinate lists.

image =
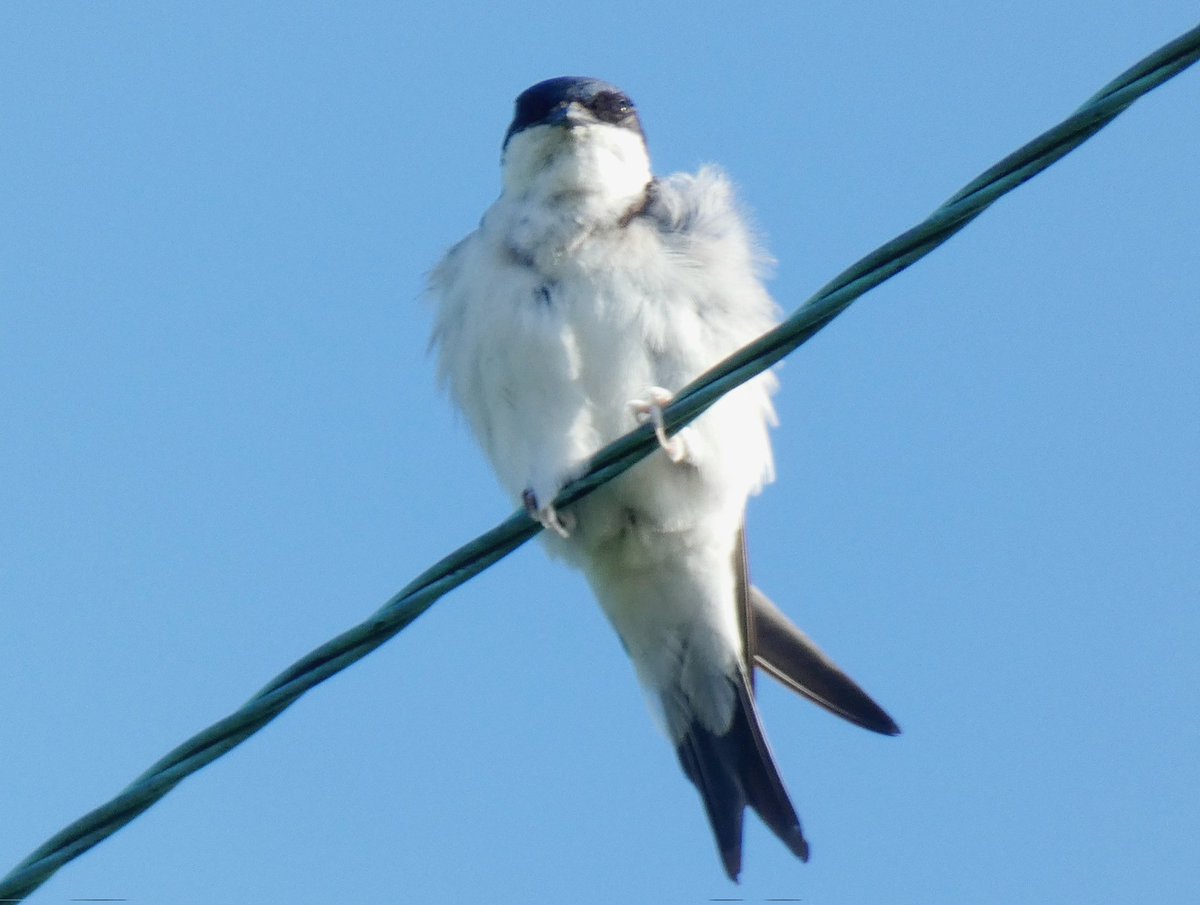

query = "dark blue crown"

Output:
[[503, 76, 643, 148]]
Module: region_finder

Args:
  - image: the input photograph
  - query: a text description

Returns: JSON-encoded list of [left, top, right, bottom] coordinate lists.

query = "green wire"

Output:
[[3, 22, 1197, 903]]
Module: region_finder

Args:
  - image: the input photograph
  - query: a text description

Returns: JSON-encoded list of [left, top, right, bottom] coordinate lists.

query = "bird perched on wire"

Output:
[[430, 75, 898, 880]]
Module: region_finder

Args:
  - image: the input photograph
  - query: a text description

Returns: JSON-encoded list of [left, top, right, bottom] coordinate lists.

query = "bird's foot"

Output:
[[627, 386, 688, 463], [522, 489, 573, 538]]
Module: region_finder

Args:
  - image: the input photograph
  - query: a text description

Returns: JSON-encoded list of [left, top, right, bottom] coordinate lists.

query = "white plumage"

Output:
[[432, 106, 778, 715], [429, 77, 897, 880]]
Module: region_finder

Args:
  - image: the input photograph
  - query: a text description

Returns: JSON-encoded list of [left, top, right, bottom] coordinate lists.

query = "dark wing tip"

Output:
[[749, 586, 901, 736], [877, 714, 903, 736]]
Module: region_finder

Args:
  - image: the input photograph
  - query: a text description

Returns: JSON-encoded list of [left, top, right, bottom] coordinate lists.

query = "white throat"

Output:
[[499, 122, 652, 229]]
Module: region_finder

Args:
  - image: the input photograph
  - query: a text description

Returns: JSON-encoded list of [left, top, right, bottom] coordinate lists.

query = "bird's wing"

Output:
[[736, 530, 901, 736]]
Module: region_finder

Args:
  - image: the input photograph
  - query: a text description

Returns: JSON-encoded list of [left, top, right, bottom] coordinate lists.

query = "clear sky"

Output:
[[3, 3, 1198, 903]]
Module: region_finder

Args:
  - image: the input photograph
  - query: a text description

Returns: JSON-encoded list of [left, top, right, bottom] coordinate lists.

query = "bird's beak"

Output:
[[547, 101, 584, 128]]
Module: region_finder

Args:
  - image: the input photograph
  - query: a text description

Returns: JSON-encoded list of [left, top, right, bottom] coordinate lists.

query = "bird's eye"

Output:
[[592, 91, 634, 124]]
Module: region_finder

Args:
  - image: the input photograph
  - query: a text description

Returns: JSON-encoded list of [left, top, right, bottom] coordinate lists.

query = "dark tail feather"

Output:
[[675, 672, 809, 881]]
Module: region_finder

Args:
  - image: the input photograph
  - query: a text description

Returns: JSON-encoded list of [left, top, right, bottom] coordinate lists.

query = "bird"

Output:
[[429, 76, 898, 881]]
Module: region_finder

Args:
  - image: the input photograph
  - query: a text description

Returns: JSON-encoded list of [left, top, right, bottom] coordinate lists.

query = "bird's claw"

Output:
[[523, 489, 572, 538], [627, 386, 688, 463]]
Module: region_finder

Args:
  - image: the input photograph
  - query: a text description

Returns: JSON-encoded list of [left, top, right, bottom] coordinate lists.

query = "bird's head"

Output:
[[500, 76, 652, 206]]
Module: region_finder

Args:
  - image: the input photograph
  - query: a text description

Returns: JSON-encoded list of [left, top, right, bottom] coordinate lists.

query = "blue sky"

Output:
[[3, 3, 1198, 903]]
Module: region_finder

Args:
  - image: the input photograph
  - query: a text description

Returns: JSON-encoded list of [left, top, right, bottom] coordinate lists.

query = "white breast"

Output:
[[431, 164, 779, 562]]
